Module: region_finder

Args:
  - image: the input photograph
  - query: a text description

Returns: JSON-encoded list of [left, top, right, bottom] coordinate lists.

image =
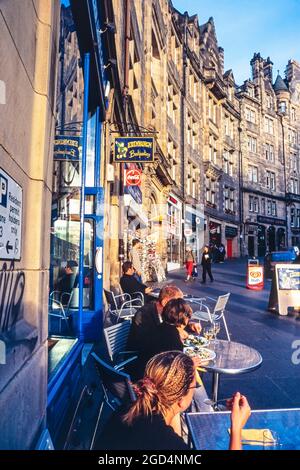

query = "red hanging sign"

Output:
[[125, 169, 142, 186]]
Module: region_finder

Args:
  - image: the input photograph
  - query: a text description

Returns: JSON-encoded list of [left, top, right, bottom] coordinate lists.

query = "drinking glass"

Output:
[[212, 322, 221, 340], [263, 430, 282, 450], [203, 326, 214, 344]]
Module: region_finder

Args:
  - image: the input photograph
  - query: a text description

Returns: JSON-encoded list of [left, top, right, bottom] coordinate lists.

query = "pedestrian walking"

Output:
[[201, 246, 214, 283], [184, 246, 195, 282], [218, 243, 226, 263]]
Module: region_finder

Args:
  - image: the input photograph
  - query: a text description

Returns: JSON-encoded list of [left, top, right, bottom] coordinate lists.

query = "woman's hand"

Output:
[[228, 392, 251, 430], [145, 287, 153, 294], [227, 392, 251, 450], [188, 321, 202, 335], [178, 327, 189, 341]]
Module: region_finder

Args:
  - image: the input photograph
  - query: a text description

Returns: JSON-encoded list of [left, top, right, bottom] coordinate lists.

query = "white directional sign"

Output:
[[0, 168, 22, 260]]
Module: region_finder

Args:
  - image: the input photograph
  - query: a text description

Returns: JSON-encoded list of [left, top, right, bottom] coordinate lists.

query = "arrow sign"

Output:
[[6, 241, 13, 254]]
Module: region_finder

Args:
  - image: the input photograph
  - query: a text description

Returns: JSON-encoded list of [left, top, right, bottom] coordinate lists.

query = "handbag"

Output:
[[192, 265, 198, 277]]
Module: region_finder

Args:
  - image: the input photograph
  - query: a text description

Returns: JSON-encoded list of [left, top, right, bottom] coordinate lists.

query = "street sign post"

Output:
[[0, 168, 22, 260]]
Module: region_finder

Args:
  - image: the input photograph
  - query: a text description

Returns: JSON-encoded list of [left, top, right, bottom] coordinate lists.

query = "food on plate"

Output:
[[184, 335, 208, 348], [183, 347, 215, 361]]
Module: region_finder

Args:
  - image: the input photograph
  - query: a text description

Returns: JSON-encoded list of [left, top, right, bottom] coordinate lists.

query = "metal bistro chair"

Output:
[[191, 293, 231, 341], [89, 353, 136, 450], [48, 290, 73, 333], [104, 320, 138, 370], [104, 288, 143, 324]]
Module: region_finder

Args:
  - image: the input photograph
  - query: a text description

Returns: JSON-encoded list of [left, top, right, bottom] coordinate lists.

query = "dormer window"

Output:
[[248, 87, 255, 98], [279, 101, 287, 114]]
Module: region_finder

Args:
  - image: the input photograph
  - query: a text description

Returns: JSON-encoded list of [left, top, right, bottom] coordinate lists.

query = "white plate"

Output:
[[184, 335, 209, 348], [183, 346, 216, 362]]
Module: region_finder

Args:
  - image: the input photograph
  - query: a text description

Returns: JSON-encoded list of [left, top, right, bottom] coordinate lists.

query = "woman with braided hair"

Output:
[[95, 351, 251, 450]]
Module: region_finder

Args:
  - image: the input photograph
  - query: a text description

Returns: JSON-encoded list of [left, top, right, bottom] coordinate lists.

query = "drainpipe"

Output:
[[123, 0, 131, 114], [238, 118, 244, 257], [181, 12, 188, 263], [280, 113, 288, 246], [118, 0, 131, 270]]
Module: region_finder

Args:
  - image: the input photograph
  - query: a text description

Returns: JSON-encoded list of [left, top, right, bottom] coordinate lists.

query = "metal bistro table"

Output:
[[186, 408, 300, 450], [203, 339, 262, 403]]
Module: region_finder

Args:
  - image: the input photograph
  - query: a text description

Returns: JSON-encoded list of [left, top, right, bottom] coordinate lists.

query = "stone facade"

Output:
[[0, 0, 60, 449], [104, 1, 300, 279], [238, 54, 300, 257]]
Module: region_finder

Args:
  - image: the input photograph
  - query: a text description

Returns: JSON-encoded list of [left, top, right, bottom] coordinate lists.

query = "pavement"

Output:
[[167, 258, 300, 410], [60, 258, 300, 449]]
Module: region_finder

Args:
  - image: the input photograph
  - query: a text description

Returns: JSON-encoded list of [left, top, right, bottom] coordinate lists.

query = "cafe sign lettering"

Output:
[[54, 135, 81, 161], [113, 137, 155, 163]]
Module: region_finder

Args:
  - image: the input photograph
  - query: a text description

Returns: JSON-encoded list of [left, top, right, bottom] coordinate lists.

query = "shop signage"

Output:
[[209, 221, 221, 234], [125, 169, 142, 186], [247, 265, 264, 290], [275, 264, 300, 315], [257, 216, 286, 226], [184, 228, 193, 237], [54, 135, 81, 161], [0, 168, 22, 260], [168, 196, 178, 205], [113, 137, 155, 163], [225, 226, 238, 238], [124, 185, 142, 205]]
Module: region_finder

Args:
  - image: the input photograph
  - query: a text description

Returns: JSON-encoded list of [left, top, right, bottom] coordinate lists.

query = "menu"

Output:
[[277, 266, 300, 290]]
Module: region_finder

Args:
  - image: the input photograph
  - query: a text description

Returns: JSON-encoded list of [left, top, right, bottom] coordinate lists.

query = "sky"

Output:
[[173, 0, 300, 85]]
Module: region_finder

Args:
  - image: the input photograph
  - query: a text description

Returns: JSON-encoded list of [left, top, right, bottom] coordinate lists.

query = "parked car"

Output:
[[264, 248, 298, 278]]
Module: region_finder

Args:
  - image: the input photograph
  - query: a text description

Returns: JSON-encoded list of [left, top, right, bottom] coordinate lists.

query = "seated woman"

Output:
[[95, 351, 251, 450], [128, 298, 195, 380]]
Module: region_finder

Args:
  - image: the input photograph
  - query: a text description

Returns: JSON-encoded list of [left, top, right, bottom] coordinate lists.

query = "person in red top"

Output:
[[185, 247, 195, 282]]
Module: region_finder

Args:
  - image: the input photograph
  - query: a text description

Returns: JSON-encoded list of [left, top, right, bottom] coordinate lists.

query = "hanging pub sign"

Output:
[[54, 135, 81, 161], [125, 169, 142, 186], [113, 137, 155, 163]]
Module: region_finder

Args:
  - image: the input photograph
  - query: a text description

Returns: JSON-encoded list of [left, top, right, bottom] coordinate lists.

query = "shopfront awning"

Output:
[[124, 194, 148, 227]]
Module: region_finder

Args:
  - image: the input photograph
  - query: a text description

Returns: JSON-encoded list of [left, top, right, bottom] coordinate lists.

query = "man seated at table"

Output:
[[120, 261, 153, 304], [127, 285, 201, 352]]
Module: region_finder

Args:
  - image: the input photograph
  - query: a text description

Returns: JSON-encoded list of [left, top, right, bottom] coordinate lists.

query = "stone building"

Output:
[[200, 18, 241, 258], [283, 60, 300, 248], [166, 7, 204, 268], [0, 0, 60, 448], [238, 54, 300, 257]]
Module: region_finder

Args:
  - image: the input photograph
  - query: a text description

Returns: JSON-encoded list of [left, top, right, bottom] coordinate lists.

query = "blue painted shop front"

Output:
[[47, 0, 108, 445]]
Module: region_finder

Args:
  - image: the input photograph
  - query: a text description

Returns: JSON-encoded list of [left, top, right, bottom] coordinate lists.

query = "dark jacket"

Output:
[[127, 301, 161, 351], [201, 252, 212, 266], [94, 412, 188, 450], [120, 274, 147, 297], [128, 322, 183, 381]]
